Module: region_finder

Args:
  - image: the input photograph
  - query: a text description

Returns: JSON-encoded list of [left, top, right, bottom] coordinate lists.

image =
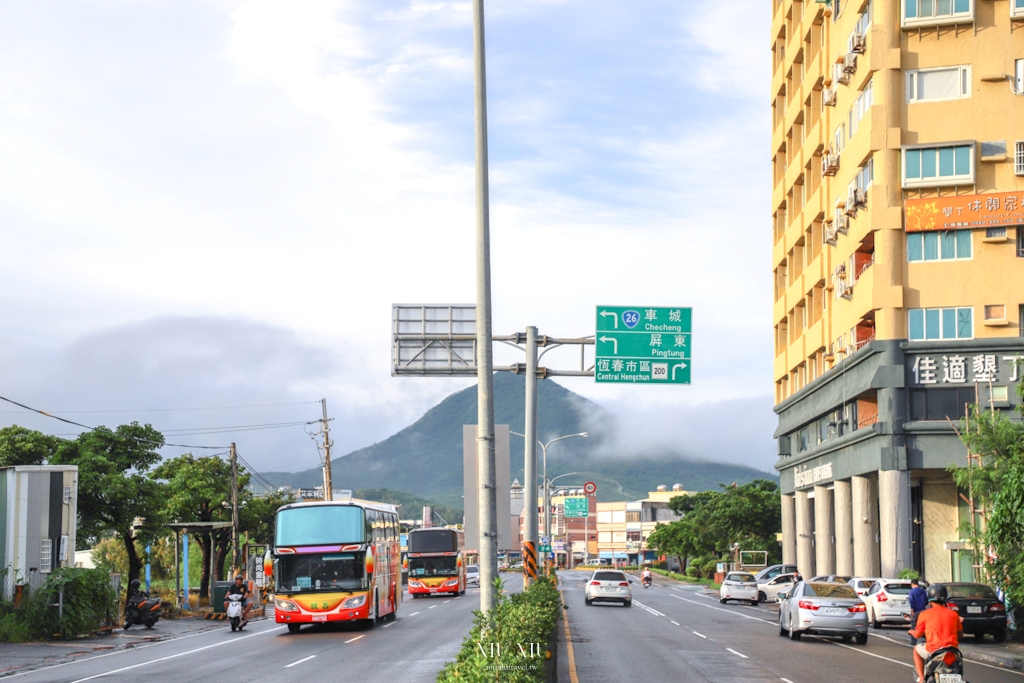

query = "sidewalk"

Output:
[[0, 614, 264, 677]]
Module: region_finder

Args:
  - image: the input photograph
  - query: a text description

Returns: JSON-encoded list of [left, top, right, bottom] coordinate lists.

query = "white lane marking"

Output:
[[632, 600, 664, 616], [383, 622, 395, 628], [429, 605, 438, 609], [670, 621, 680, 626], [674, 596, 776, 625], [344, 635, 365, 644], [726, 648, 748, 659], [284, 655, 316, 668], [865, 632, 1024, 676], [781, 679, 796, 683], [68, 625, 285, 683], [409, 611, 420, 616], [829, 641, 912, 668], [692, 631, 707, 639], [444, 600, 451, 603]]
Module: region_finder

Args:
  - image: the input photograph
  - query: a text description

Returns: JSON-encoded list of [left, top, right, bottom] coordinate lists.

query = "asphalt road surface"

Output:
[[4, 576, 511, 683], [558, 571, 1024, 683]]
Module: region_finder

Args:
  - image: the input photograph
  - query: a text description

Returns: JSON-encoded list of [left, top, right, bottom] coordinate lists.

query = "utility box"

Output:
[[212, 580, 233, 613]]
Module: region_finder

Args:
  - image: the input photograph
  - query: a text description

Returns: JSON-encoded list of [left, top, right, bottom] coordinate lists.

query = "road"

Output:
[[558, 571, 1024, 683], [4, 576, 514, 683]]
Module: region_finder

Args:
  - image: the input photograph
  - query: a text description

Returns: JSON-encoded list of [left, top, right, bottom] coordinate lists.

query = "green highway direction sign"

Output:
[[539, 544, 552, 553], [595, 306, 691, 384], [563, 497, 588, 518]]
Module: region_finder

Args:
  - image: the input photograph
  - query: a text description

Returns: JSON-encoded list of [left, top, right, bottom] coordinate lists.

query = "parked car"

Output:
[[758, 572, 799, 604], [754, 564, 798, 583], [778, 581, 869, 644], [466, 565, 480, 585], [847, 577, 883, 597], [860, 578, 912, 628], [810, 575, 852, 584], [945, 583, 1007, 642], [720, 571, 759, 605], [583, 558, 611, 567], [584, 570, 632, 607]]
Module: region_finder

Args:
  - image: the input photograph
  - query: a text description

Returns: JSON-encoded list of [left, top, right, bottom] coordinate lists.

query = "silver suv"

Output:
[[584, 570, 632, 607]]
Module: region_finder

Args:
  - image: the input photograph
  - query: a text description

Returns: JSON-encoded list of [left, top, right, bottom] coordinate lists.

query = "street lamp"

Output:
[[511, 431, 587, 572]]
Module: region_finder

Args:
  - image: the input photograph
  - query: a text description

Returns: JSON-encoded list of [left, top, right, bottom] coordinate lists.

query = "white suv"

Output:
[[584, 570, 632, 607]]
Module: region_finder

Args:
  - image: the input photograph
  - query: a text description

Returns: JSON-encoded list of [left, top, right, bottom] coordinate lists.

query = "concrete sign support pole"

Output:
[[523, 327, 539, 587], [472, 0, 498, 614], [795, 489, 815, 579], [852, 475, 880, 577], [781, 493, 796, 565], [814, 485, 835, 576], [833, 479, 854, 576], [878, 469, 912, 578]]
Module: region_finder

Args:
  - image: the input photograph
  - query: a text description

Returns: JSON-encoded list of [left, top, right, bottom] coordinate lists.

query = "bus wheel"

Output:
[[365, 595, 378, 629], [287, 624, 300, 634]]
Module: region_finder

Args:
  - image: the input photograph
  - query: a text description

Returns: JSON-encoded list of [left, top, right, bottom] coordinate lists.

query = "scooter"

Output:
[[123, 582, 162, 630], [226, 593, 245, 632], [641, 575, 652, 589], [922, 646, 966, 683]]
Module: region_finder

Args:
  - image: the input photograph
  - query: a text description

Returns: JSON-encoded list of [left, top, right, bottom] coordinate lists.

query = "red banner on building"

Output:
[[905, 191, 1024, 232]]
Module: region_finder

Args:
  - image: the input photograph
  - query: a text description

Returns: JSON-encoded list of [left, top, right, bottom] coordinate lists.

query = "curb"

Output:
[[960, 645, 1024, 673]]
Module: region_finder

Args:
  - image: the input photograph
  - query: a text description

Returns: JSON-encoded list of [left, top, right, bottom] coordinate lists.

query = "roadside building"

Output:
[[638, 485, 688, 561], [1, 465, 79, 599], [596, 501, 628, 563], [770, 0, 1024, 582]]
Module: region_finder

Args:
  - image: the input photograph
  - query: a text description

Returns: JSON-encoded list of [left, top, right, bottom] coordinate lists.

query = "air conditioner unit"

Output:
[[851, 33, 867, 55], [824, 223, 839, 245], [836, 278, 854, 300], [822, 88, 837, 107], [834, 263, 847, 279], [822, 153, 840, 177], [835, 214, 849, 233], [853, 188, 867, 207], [845, 192, 858, 217], [843, 53, 858, 75], [834, 62, 851, 86]]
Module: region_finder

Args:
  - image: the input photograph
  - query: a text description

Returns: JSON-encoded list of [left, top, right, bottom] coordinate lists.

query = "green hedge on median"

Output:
[[437, 577, 561, 682]]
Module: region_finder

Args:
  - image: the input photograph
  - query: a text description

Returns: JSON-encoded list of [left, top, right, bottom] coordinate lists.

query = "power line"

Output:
[[0, 400, 322, 415]]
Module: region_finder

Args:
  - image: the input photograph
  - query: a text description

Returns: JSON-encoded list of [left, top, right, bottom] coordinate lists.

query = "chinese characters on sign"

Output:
[[795, 461, 833, 488], [595, 306, 692, 384], [911, 354, 1021, 385], [905, 191, 1024, 232]]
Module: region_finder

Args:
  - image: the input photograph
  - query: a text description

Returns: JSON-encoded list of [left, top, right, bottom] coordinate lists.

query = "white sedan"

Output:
[[720, 571, 758, 605], [758, 572, 798, 604]]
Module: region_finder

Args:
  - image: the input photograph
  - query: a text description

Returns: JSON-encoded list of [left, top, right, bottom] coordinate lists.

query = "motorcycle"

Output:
[[123, 583, 162, 630], [226, 593, 246, 632], [641, 575, 652, 589], [922, 646, 966, 683]]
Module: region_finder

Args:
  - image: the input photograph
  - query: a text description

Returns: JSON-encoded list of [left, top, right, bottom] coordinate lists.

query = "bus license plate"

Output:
[[938, 675, 962, 683], [312, 615, 328, 622]]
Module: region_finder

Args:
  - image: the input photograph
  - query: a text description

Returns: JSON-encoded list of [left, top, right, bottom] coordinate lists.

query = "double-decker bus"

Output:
[[271, 499, 400, 633], [406, 528, 465, 598]]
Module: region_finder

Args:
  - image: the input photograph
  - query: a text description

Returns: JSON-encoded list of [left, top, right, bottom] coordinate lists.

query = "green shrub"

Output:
[[0, 612, 33, 643], [437, 577, 561, 682], [21, 567, 118, 639], [701, 559, 720, 577], [686, 565, 701, 578], [898, 568, 920, 580]]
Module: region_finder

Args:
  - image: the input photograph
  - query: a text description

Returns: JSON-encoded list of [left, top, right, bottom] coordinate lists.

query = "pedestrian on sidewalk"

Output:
[[907, 578, 929, 645]]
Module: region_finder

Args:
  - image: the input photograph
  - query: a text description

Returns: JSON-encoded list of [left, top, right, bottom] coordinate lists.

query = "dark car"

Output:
[[944, 583, 1007, 642]]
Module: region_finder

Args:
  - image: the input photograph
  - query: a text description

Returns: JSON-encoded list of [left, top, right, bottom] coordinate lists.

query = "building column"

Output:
[[879, 469, 912, 578], [781, 493, 796, 565], [814, 485, 835, 576], [833, 479, 854, 576], [852, 475, 880, 577], [795, 489, 815, 579]]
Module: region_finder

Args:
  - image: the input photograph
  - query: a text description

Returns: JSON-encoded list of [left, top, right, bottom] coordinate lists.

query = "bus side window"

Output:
[[365, 510, 373, 541]]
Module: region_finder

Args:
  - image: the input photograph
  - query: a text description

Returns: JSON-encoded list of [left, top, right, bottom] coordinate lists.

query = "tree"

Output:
[[951, 378, 1024, 623], [0, 425, 63, 467], [51, 423, 168, 585]]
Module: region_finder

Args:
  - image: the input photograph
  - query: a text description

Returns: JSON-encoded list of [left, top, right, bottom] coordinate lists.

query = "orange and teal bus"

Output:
[[406, 528, 465, 598], [270, 499, 400, 633]]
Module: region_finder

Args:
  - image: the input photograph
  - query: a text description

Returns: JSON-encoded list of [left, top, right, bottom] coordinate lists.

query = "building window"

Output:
[[1018, 228, 1024, 257], [626, 531, 642, 542], [903, 144, 973, 188], [597, 511, 611, 524], [907, 66, 970, 103], [625, 511, 641, 523], [910, 387, 977, 421], [848, 80, 874, 136], [40, 539, 53, 573], [612, 531, 626, 544], [909, 307, 973, 340], [984, 304, 1006, 321], [1020, 304, 1024, 337], [1016, 141, 1024, 175], [1013, 0, 1024, 19], [1015, 61, 1024, 95], [849, 2, 873, 50], [903, 0, 973, 27], [987, 227, 1007, 238], [598, 531, 611, 543], [907, 229, 971, 261]]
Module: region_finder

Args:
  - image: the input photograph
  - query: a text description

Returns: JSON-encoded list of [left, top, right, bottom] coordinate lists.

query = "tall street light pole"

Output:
[[471, 0, 498, 614], [546, 471, 581, 570]]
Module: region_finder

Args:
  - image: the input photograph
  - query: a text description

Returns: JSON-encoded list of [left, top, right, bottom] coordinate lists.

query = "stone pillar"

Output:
[[814, 485, 835, 576], [795, 489, 815, 579], [879, 468, 912, 578], [833, 479, 854, 576], [781, 493, 797, 565], [852, 475, 880, 577]]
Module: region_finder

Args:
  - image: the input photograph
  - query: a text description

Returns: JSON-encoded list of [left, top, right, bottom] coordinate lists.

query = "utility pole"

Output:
[[472, 0, 498, 614], [230, 442, 240, 577], [321, 398, 334, 501], [523, 327, 539, 586]]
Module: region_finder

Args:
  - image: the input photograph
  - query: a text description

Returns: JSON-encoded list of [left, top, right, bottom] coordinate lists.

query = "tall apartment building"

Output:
[[771, 0, 1024, 582]]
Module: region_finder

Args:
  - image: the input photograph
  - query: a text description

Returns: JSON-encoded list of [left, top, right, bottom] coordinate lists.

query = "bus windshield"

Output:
[[408, 556, 459, 577], [276, 506, 365, 546], [277, 553, 365, 592], [408, 530, 459, 553]]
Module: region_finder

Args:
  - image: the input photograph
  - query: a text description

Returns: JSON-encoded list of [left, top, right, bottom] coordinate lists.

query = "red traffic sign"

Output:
[[583, 481, 597, 495]]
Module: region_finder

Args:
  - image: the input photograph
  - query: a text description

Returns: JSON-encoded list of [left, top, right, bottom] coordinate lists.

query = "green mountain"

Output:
[[264, 374, 774, 510]]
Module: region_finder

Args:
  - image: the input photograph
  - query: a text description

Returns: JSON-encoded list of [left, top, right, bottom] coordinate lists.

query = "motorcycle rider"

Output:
[[641, 566, 652, 586], [225, 575, 252, 626], [908, 584, 963, 683]]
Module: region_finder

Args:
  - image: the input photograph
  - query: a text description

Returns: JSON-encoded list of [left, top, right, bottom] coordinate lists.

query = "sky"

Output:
[[0, 0, 775, 475]]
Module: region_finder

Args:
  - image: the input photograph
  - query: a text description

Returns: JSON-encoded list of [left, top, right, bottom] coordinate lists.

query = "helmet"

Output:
[[926, 584, 948, 603], [235, 574, 244, 581], [130, 579, 141, 589]]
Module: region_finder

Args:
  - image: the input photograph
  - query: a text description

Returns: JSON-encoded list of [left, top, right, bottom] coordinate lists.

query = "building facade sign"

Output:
[[909, 353, 1022, 385], [905, 191, 1024, 232], [794, 461, 833, 489]]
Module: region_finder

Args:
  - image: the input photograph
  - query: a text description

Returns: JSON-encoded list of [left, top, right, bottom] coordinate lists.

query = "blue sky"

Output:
[[0, 0, 776, 473]]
